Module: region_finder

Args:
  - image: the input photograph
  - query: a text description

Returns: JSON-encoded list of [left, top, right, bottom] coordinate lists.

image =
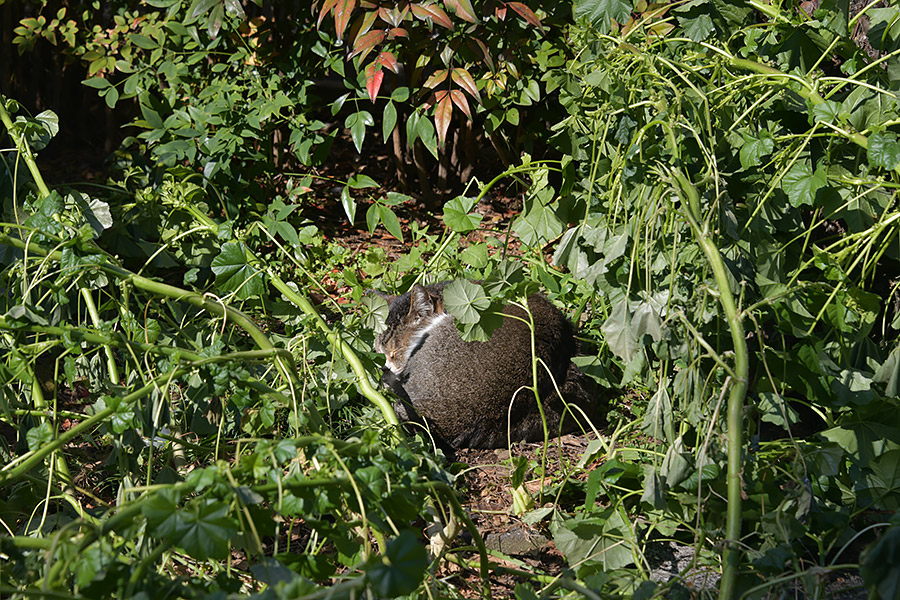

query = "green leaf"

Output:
[[678, 12, 714, 42], [857, 449, 900, 510], [860, 523, 900, 599], [550, 510, 634, 570], [443, 280, 490, 324], [366, 203, 379, 234], [26, 421, 53, 451], [82, 77, 111, 90], [348, 173, 379, 189], [211, 242, 267, 300], [641, 386, 673, 444], [739, 131, 774, 169], [417, 114, 438, 159], [460, 242, 489, 268], [781, 161, 827, 207], [174, 500, 238, 560], [512, 201, 564, 247], [811, 100, 845, 124], [868, 131, 900, 171], [366, 530, 428, 597], [383, 100, 397, 141], [443, 195, 482, 232], [341, 186, 356, 224], [573, 0, 632, 33], [345, 111, 374, 152], [130, 33, 158, 49], [601, 302, 639, 362], [378, 205, 403, 241], [757, 392, 798, 428]]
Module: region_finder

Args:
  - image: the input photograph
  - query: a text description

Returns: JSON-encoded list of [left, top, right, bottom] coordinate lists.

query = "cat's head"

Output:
[[374, 284, 450, 374]]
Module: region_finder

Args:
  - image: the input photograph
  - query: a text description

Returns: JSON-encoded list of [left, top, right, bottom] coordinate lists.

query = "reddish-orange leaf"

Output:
[[379, 6, 404, 26], [411, 3, 453, 29], [507, 2, 543, 31], [349, 29, 385, 59], [387, 27, 408, 39], [444, 0, 477, 23], [450, 89, 471, 119], [377, 51, 400, 73], [317, 0, 340, 28], [451, 68, 480, 102], [434, 91, 453, 146], [495, 5, 506, 20], [423, 69, 449, 89], [334, 0, 357, 38], [365, 62, 384, 102]]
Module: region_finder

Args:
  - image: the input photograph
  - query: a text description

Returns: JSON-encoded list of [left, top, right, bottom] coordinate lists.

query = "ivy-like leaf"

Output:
[[211, 242, 267, 300], [868, 131, 900, 171], [26, 421, 53, 451], [365, 530, 428, 597], [573, 0, 632, 33], [174, 500, 239, 560], [601, 302, 639, 362], [739, 131, 775, 169], [781, 161, 827, 207], [443, 195, 482, 232], [443, 279, 490, 324]]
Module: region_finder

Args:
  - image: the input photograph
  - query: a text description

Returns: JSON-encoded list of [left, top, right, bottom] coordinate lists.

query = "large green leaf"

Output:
[[443, 195, 482, 232], [442, 279, 490, 324], [573, 0, 632, 33], [365, 530, 428, 597], [601, 302, 639, 362], [211, 242, 267, 300], [868, 131, 900, 171], [781, 161, 827, 207]]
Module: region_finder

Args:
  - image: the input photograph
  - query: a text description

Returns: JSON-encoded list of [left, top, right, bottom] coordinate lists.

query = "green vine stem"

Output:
[[266, 270, 401, 428], [0, 230, 328, 434], [672, 168, 749, 600], [0, 366, 190, 486]]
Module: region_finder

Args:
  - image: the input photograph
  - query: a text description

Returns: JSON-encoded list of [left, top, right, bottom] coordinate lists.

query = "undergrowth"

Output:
[[3, 1, 900, 599]]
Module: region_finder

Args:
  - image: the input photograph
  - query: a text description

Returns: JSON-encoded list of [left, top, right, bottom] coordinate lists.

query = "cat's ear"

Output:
[[409, 284, 444, 318]]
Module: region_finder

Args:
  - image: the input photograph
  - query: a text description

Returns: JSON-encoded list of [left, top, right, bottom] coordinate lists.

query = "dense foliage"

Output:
[[3, 0, 900, 599]]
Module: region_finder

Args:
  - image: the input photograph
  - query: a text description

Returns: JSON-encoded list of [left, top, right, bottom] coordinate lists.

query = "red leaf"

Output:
[[411, 3, 453, 29], [450, 89, 471, 119], [387, 27, 408, 39], [334, 0, 357, 38], [495, 5, 506, 20], [317, 0, 340, 28], [378, 6, 404, 26], [377, 51, 400, 73], [423, 69, 449, 89], [365, 62, 384, 103], [451, 67, 480, 102], [434, 91, 453, 146], [444, 0, 477, 23], [506, 2, 543, 31], [349, 29, 385, 60]]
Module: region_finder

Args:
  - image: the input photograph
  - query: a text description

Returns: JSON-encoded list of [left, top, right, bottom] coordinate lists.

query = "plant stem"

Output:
[[0, 95, 51, 198], [673, 169, 749, 600], [267, 270, 400, 427], [0, 366, 189, 486]]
